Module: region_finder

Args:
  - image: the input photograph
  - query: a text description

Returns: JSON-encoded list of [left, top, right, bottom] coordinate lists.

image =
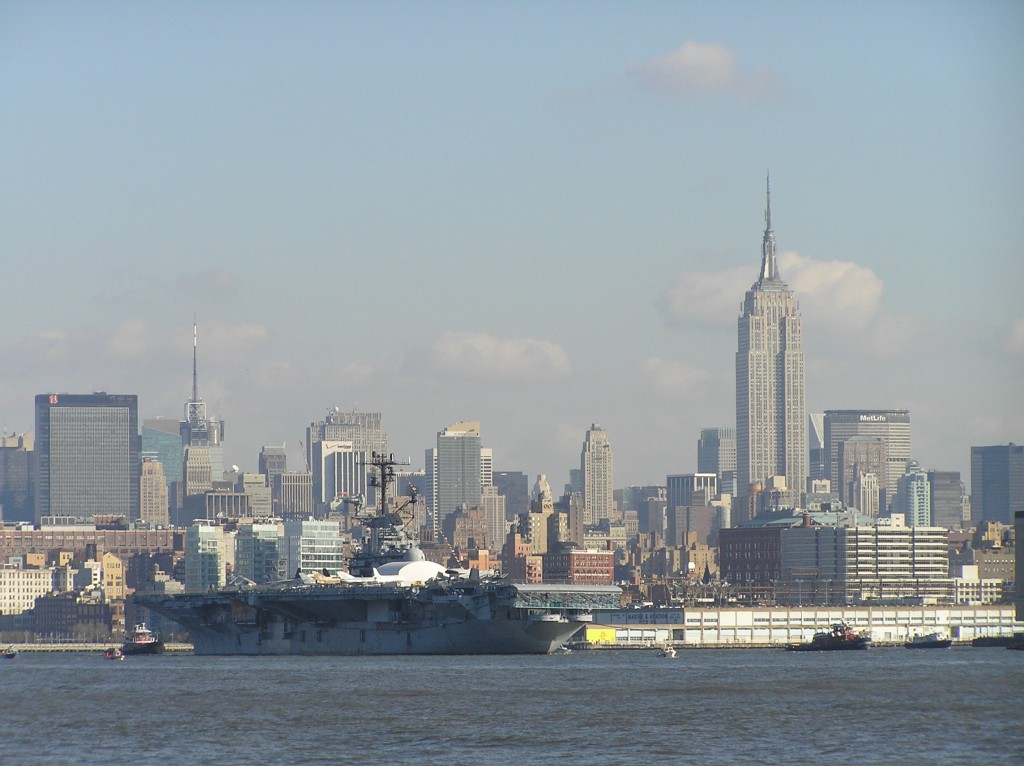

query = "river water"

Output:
[[2, 647, 1021, 765]]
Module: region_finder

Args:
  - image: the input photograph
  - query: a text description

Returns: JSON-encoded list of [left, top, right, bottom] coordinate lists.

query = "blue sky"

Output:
[[2, 1, 1022, 488]]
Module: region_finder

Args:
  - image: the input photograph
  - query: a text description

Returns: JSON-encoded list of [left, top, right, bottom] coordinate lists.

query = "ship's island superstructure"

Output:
[[135, 453, 621, 655]]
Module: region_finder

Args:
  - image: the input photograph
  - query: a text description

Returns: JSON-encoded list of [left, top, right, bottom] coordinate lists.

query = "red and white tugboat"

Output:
[[787, 623, 871, 651], [122, 623, 164, 656]]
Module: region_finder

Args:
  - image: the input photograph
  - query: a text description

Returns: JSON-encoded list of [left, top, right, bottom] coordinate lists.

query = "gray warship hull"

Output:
[[136, 581, 620, 656]]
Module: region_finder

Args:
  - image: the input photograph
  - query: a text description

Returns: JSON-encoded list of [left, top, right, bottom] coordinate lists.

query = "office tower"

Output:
[[259, 445, 287, 486], [237, 473, 272, 517], [34, 393, 140, 523], [853, 472, 880, 519], [434, 421, 483, 528], [666, 474, 718, 515], [139, 458, 170, 527], [307, 408, 387, 515], [1016, 509, 1023, 623], [838, 436, 886, 514], [970, 444, 1024, 525], [260, 445, 288, 516], [808, 414, 826, 485], [235, 521, 284, 583], [179, 324, 225, 485], [306, 408, 386, 467], [0, 432, 33, 522], [823, 410, 911, 511], [183, 445, 213, 500], [735, 179, 807, 514], [274, 471, 313, 521], [928, 470, 963, 530], [896, 462, 931, 527], [480, 447, 493, 488], [581, 424, 614, 525], [141, 418, 184, 494], [283, 518, 345, 576], [665, 473, 719, 546], [697, 427, 737, 496], [185, 522, 229, 592], [313, 440, 371, 516], [481, 485, 507, 549], [492, 471, 529, 521]]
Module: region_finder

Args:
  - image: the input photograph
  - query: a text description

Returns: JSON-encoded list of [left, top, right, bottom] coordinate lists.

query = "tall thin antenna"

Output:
[[759, 173, 779, 282], [192, 317, 200, 403]]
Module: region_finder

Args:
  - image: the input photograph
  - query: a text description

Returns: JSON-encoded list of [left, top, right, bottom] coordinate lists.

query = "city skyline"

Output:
[[2, 3, 1022, 486]]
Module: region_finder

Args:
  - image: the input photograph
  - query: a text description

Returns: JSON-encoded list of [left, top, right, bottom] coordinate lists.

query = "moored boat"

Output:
[[904, 631, 952, 649], [122, 623, 164, 655], [786, 623, 870, 651]]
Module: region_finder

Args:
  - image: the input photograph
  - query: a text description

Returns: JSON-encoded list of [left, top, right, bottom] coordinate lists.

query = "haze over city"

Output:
[[2, 2, 1022, 486]]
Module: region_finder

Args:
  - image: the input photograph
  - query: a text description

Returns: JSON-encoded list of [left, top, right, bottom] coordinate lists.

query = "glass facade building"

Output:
[[34, 393, 139, 523]]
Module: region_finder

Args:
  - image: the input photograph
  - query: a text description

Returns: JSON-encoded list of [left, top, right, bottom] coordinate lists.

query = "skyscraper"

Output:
[[179, 324, 225, 488], [823, 409, 911, 511], [837, 436, 886, 514], [141, 418, 183, 493], [896, 461, 930, 527], [492, 470, 529, 521], [0, 432, 33, 523], [34, 392, 140, 523], [307, 408, 387, 515], [736, 179, 807, 514], [139, 457, 170, 527], [697, 427, 736, 497], [581, 424, 614, 524], [928, 470, 963, 530], [434, 421, 482, 528], [970, 444, 1024, 525]]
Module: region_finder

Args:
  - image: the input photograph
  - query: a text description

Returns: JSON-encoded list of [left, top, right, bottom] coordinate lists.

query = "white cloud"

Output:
[[1005, 318, 1024, 355], [659, 265, 750, 328], [638, 356, 712, 400], [628, 41, 785, 104], [778, 252, 884, 333], [431, 331, 571, 380], [661, 251, 887, 333]]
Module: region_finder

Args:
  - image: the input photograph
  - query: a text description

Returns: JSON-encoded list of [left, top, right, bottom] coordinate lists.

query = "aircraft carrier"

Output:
[[135, 453, 621, 655]]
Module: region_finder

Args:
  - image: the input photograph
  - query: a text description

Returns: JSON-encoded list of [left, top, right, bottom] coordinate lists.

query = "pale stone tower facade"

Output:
[[736, 178, 807, 516], [581, 424, 614, 525]]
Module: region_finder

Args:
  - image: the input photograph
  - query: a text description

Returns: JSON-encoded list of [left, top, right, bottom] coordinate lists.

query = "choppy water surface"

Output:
[[2, 648, 1021, 765]]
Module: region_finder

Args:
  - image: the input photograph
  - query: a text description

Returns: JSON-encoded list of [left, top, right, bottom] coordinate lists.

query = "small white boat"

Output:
[[905, 631, 952, 649]]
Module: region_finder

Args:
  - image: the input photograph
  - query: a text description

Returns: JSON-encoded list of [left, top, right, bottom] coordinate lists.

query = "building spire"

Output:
[[759, 172, 779, 282], [192, 319, 200, 404], [184, 318, 207, 427]]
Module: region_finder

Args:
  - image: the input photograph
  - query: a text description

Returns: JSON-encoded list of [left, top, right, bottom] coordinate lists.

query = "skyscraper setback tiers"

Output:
[[735, 178, 807, 517]]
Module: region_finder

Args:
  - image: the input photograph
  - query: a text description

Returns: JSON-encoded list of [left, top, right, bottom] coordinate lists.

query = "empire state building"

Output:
[[735, 179, 807, 516]]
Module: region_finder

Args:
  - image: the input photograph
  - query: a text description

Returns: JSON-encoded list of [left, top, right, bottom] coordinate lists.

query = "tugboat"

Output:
[[786, 623, 871, 651], [122, 623, 164, 656], [904, 631, 952, 649]]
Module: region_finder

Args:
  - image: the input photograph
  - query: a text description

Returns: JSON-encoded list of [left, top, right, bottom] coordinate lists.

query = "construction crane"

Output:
[[298, 440, 310, 472]]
